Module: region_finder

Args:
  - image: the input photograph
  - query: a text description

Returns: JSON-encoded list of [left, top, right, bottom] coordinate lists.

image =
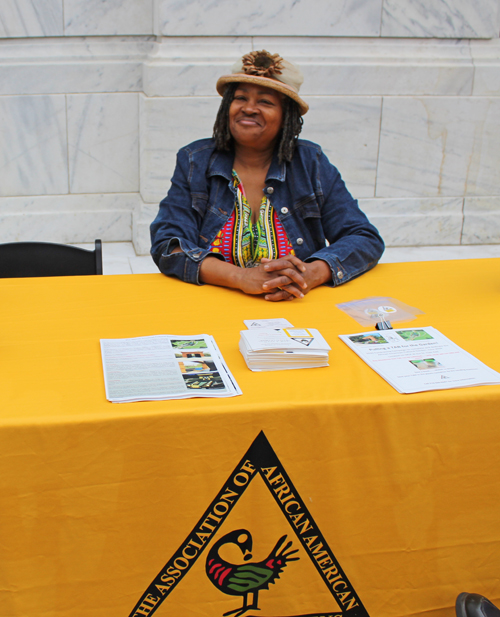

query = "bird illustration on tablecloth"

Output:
[[206, 528, 299, 617]]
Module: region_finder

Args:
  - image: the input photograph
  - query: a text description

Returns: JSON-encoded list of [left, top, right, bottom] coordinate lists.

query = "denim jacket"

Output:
[[150, 138, 384, 286]]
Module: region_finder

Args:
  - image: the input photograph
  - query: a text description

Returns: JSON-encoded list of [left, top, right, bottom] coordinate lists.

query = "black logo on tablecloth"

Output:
[[128, 431, 369, 617]]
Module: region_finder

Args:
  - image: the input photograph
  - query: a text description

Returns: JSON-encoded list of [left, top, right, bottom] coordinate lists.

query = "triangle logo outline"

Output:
[[128, 431, 370, 617]]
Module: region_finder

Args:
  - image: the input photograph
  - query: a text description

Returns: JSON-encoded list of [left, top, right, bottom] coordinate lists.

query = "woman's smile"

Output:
[[237, 117, 262, 126]]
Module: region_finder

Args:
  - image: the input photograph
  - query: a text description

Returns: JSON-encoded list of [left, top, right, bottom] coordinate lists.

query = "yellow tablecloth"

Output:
[[1, 259, 500, 617]]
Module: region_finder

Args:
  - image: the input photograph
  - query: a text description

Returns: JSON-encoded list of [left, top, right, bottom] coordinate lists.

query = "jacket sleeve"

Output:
[[150, 148, 225, 285], [304, 151, 384, 286]]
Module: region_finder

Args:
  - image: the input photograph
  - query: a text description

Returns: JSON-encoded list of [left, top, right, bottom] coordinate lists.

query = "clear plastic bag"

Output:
[[336, 296, 423, 327]]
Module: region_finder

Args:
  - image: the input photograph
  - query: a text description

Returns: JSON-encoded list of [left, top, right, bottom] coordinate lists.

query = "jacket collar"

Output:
[[207, 147, 286, 183], [267, 151, 286, 182]]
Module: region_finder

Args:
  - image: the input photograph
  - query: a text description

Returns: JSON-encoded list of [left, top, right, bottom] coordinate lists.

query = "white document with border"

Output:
[[243, 318, 294, 329], [339, 326, 500, 394], [100, 334, 241, 403]]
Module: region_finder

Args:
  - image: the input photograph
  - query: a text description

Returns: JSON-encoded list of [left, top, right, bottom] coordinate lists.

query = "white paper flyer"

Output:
[[100, 334, 241, 403], [339, 326, 500, 394]]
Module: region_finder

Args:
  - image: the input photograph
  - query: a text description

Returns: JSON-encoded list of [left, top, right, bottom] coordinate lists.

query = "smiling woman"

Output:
[[150, 50, 384, 302]]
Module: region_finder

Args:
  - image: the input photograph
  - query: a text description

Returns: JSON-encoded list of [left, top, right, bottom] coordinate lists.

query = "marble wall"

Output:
[[1, 0, 499, 253]]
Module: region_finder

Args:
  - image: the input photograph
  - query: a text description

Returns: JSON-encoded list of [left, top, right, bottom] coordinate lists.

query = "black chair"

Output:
[[0, 240, 103, 278], [456, 593, 500, 617]]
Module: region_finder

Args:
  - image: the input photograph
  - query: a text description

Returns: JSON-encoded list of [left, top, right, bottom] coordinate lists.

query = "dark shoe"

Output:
[[456, 593, 500, 617]]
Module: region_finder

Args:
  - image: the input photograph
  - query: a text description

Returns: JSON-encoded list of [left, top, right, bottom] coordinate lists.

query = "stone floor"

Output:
[[73, 242, 500, 275]]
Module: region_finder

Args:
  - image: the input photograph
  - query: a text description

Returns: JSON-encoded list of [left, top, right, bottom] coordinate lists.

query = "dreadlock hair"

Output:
[[212, 82, 304, 164], [278, 94, 304, 163], [213, 83, 238, 154]]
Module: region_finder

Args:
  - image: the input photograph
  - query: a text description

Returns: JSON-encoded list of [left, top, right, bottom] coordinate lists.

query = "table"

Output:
[[1, 259, 500, 617]]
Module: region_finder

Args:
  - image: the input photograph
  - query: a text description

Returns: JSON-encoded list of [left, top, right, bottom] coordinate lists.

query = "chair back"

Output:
[[0, 240, 103, 278]]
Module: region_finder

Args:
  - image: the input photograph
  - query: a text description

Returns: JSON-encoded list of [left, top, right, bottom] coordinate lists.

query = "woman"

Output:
[[151, 50, 384, 301]]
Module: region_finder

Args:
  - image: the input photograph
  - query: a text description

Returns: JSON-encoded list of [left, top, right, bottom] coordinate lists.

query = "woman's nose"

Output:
[[242, 98, 258, 114]]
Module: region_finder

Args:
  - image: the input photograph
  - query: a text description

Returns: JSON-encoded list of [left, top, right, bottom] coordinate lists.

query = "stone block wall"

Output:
[[0, 0, 499, 254]]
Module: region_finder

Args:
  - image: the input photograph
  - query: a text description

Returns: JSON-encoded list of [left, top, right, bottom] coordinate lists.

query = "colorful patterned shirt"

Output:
[[210, 171, 295, 267]]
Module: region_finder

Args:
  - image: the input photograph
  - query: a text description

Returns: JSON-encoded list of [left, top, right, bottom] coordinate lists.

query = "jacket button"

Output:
[[337, 271, 343, 279], [296, 237, 304, 245], [266, 186, 274, 194], [281, 207, 288, 214]]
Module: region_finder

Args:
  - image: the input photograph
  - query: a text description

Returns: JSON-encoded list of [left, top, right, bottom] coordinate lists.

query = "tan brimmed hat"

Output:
[[216, 50, 309, 115]]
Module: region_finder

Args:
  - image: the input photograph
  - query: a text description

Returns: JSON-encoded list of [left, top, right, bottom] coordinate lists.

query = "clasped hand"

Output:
[[238, 255, 309, 302], [199, 251, 332, 300]]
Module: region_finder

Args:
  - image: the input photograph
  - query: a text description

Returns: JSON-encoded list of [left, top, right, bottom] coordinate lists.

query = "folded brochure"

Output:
[[240, 327, 331, 371], [339, 326, 500, 394], [100, 334, 241, 402]]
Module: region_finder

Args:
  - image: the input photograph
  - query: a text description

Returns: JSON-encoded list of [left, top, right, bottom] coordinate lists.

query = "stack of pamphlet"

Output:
[[239, 327, 331, 371]]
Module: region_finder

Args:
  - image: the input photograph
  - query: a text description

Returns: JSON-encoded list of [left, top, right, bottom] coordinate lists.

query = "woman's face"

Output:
[[228, 83, 284, 151]]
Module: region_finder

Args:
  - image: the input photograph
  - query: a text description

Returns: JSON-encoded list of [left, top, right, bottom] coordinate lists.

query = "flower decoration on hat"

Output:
[[241, 50, 285, 78]]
